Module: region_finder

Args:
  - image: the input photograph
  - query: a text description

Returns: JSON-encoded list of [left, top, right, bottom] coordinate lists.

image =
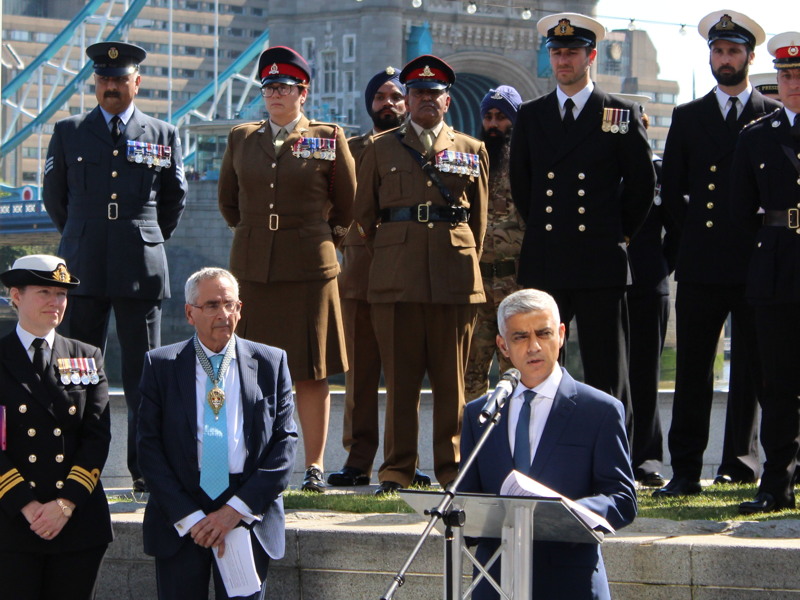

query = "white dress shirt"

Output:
[[715, 84, 752, 120], [556, 80, 595, 120], [16, 323, 55, 364], [99, 103, 136, 132], [507, 366, 564, 462]]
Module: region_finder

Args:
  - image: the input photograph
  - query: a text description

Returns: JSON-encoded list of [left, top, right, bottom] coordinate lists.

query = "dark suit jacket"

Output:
[[731, 108, 800, 304], [459, 368, 637, 599], [661, 89, 780, 285], [510, 87, 654, 289], [0, 332, 112, 554], [43, 105, 187, 300], [137, 335, 298, 560]]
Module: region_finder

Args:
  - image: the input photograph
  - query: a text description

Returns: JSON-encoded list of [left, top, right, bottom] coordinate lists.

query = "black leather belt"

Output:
[[380, 205, 469, 225], [763, 208, 800, 229], [480, 259, 516, 278]]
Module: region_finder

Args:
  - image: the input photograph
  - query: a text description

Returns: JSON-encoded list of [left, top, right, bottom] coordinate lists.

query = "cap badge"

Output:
[[52, 264, 71, 283], [420, 65, 435, 77], [108, 47, 119, 60], [269, 63, 280, 75], [556, 19, 575, 36], [714, 14, 734, 31], [491, 91, 504, 99], [790, 46, 799, 56], [385, 66, 396, 75]]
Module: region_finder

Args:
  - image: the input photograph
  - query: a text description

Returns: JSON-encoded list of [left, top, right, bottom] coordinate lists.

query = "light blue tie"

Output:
[[200, 354, 229, 499], [513, 390, 536, 473]]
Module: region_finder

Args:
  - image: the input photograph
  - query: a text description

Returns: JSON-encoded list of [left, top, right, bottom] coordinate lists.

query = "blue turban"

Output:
[[364, 66, 405, 114], [480, 85, 523, 124]]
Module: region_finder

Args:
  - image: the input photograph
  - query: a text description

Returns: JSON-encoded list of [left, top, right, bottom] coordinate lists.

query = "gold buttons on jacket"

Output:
[[68, 406, 76, 415], [708, 183, 716, 191], [578, 225, 586, 232], [111, 171, 118, 178], [271, 162, 277, 168], [390, 166, 397, 172], [547, 172, 555, 179], [546, 190, 554, 197], [578, 173, 586, 180], [759, 163, 765, 169], [29, 455, 37, 463], [710, 165, 717, 172], [29, 481, 36, 488], [53, 428, 62, 437], [545, 224, 553, 231], [113, 149, 119, 156], [577, 190, 585, 197], [27, 428, 36, 437], [427, 223, 434, 229], [56, 481, 64, 489], [578, 207, 586, 214], [706, 221, 714, 228], [545, 206, 553, 213], [269, 183, 274, 188], [706, 202, 714, 209], [757, 242, 762, 247], [55, 454, 64, 463], [111, 193, 118, 200], [77, 157, 83, 162], [19, 405, 27, 413], [426, 181, 433, 187]]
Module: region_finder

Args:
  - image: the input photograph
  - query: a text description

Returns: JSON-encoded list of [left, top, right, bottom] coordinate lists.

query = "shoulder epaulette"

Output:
[[742, 107, 782, 131]]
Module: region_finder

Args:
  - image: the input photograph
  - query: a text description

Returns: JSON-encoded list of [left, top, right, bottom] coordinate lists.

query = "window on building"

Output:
[[343, 71, 354, 93], [302, 38, 315, 63], [343, 34, 356, 62], [322, 50, 337, 95]]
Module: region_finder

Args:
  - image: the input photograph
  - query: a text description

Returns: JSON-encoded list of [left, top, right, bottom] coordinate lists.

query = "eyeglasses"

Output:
[[189, 300, 242, 316], [261, 84, 298, 97]]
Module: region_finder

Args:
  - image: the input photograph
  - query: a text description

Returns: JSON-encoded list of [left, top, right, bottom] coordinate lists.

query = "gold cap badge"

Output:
[[556, 19, 575, 36], [420, 65, 435, 77], [52, 264, 71, 283], [108, 47, 119, 59], [385, 66, 396, 75], [269, 63, 279, 75], [714, 14, 733, 30]]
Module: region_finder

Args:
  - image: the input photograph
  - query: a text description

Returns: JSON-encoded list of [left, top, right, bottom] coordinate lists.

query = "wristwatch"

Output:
[[56, 498, 73, 518]]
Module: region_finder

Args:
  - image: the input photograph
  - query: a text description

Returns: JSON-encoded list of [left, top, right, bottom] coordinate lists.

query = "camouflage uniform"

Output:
[[465, 143, 525, 401]]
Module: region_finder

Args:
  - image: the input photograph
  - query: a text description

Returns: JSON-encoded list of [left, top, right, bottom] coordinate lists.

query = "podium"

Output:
[[400, 490, 604, 600]]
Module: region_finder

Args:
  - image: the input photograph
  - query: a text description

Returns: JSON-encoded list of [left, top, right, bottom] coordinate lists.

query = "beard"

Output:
[[481, 126, 512, 168], [711, 61, 749, 87], [371, 108, 404, 132]]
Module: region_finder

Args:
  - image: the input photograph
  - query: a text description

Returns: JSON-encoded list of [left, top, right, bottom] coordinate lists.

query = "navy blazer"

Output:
[[137, 335, 297, 560], [510, 87, 655, 290], [459, 368, 637, 599], [660, 89, 780, 285], [43, 105, 187, 300]]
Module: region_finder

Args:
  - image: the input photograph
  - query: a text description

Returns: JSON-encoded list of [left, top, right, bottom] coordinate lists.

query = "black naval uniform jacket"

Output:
[[731, 108, 800, 304], [510, 87, 655, 289], [661, 89, 780, 285], [43, 105, 188, 300], [0, 332, 113, 553]]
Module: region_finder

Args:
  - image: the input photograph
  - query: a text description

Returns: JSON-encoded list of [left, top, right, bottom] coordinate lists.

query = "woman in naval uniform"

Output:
[[218, 46, 356, 492], [0, 255, 112, 599]]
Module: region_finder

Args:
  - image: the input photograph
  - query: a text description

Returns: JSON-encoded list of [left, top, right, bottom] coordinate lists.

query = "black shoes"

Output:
[[412, 469, 432, 487], [374, 480, 403, 496], [132, 478, 148, 493], [302, 465, 326, 493], [738, 492, 782, 515], [713, 474, 756, 485], [652, 477, 702, 498], [637, 472, 666, 488], [327, 466, 371, 487]]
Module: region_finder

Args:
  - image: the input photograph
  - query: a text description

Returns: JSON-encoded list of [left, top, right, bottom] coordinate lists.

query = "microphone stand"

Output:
[[379, 396, 509, 600]]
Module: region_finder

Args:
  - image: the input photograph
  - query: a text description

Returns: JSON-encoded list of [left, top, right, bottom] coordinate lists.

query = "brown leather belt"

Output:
[[480, 259, 516, 279], [763, 208, 800, 229]]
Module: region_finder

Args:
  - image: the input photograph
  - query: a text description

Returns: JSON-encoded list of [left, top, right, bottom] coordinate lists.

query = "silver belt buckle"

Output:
[[788, 208, 799, 229], [107, 202, 118, 220], [417, 204, 430, 223], [269, 213, 279, 231]]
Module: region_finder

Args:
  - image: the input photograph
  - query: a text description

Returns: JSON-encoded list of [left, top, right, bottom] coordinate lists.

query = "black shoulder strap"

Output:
[[395, 131, 458, 207]]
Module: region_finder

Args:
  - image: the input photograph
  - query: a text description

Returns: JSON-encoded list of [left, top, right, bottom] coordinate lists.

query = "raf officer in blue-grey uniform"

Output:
[[654, 11, 780, 498], [43, 41, 188, 492]]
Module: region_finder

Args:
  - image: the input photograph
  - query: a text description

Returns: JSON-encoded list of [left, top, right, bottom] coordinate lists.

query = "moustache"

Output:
[[104, 91, 121, 98]]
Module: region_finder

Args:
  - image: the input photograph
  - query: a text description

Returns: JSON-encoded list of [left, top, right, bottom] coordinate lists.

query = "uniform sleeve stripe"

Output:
[[67, 466, 100, 493], [0, 469, 24, 500]]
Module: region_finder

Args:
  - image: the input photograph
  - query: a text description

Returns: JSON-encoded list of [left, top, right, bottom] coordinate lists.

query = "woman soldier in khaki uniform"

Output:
[[218, 46, 356, 492]]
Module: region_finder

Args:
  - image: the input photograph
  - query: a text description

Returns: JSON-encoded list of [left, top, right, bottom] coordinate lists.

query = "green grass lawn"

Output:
[[284, 483, 800, 522]]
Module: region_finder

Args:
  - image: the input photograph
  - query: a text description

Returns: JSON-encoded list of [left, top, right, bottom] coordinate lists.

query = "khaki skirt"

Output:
[[238, 278, 348, 381]]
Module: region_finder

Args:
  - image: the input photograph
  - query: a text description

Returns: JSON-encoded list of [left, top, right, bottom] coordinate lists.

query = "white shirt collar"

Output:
[[556, 80, 594, 114], [715, 84, 752, 115], [99, 103, 135, 126], [196, 336, 237, 360], [513, 365, 563, 401], [16, 323, 56, 351], [785, 106, 799, 125]]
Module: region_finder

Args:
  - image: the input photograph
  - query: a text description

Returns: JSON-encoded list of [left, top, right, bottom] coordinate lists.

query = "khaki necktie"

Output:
[[420, 129, 435, 153], [274, 127, 287, 151]]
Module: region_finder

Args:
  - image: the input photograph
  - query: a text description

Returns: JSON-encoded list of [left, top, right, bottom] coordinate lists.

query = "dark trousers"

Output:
[[63, 295, 162, 481], [155, 531, 270, 600], [628, 291, 669, 478], [0, 544, 107, 600], [668, 282, 760, 482], [550, 287, 632, 440], [754, 304, 800, 506], [341, 297, 382, 475]]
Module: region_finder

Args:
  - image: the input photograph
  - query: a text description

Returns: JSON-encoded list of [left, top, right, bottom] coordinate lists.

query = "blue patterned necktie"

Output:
[[513, 390, 536, 473], [200, 354, 229, 499]]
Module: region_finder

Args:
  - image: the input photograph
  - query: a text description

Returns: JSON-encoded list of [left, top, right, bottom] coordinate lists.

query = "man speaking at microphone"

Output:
[[459, 289, 636, 599]]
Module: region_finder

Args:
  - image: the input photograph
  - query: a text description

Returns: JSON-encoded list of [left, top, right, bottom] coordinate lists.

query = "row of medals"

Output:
[[291, 137, 336, 161], [435, 150, 481, 176], [126, 140, 173, 167], [56, 357, 100, 385], [602, 108, 631, 134]]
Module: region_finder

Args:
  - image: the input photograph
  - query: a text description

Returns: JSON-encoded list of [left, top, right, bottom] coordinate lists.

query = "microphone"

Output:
[[478, 368, 521, 424]]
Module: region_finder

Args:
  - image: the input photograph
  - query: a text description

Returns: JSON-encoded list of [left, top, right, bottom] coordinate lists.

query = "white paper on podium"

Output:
[[213, 526, 262, 597], [499, 470, 614, 533]]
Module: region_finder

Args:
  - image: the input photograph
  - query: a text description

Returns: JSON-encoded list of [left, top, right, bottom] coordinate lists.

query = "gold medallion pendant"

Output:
[[207, 386, 226, 419]]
